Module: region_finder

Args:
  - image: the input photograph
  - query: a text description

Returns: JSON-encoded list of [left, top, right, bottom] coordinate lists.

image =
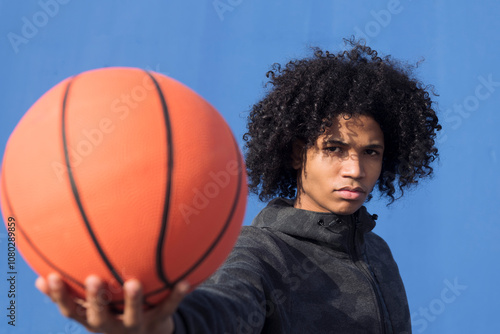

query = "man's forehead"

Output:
[[319, 114, 384, 144], [323, 114, 380, 132]]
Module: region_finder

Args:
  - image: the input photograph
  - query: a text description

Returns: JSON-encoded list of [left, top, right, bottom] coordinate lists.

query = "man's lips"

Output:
[[335, 187, 366, 200], [337, 186, 365, 193]]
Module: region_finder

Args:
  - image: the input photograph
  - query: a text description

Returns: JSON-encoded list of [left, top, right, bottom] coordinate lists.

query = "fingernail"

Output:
[[124, 279, 140, 298], [179, 281, 190, 293], [85, 276, 100, 294], [34, 277, 44, 291], [48, 274, 61, 290]]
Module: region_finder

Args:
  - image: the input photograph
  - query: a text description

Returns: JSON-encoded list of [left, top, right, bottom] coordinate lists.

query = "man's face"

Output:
[[293, 114, 384, 215]]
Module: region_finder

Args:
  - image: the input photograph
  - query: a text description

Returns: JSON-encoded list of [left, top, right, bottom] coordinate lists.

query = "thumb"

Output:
[[144, 281, 190, 334], [155, 281, 190, 316]]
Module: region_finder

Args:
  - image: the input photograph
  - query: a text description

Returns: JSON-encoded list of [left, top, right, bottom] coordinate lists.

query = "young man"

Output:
[[36, 41, 441, 333]]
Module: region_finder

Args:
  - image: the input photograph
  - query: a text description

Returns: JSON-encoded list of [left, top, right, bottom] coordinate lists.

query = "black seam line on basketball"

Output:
[[144, 134, 243, 296], [143, 274, 206, 299], [170, 132, 244, 287], [61, 77, 124, 286], [0, 169, 84, 289], [144, 71, 174, 287], [143, 132, 244, 298]]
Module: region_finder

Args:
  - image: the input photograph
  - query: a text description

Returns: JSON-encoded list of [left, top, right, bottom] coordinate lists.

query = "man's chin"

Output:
[[329, 199, 364, 216]]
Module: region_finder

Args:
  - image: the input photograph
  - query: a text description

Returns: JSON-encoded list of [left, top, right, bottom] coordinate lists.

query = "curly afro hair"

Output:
[[243, 40, 441, 203]]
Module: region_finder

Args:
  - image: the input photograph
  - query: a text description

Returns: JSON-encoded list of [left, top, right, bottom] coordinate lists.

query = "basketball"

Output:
[[0, 67, 247, 309]]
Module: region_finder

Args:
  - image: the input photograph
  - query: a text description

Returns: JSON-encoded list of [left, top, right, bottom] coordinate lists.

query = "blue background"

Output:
[[1, 0, 499, 333]]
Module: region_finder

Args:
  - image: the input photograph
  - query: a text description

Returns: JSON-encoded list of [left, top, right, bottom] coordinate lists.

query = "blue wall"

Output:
[[1, 1, 499, 333]]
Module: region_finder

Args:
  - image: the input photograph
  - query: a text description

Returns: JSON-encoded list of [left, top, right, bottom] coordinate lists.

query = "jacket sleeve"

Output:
[[172, 226, 287, 334]]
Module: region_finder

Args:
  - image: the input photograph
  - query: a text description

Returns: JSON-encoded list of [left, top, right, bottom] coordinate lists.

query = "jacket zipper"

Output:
[[347, 215, 387, 334]]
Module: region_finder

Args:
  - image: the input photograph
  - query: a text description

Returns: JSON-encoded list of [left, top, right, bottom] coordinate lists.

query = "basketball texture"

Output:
[[0, 67, 247, 309]]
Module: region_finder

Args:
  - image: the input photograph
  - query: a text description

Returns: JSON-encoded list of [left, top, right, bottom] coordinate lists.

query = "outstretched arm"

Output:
[[36, 227, 284, 333]]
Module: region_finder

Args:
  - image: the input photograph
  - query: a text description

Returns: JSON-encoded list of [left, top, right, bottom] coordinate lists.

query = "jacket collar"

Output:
[[251, 198, 376, 249]]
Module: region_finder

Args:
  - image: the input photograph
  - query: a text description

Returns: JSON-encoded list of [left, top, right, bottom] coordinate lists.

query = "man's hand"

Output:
[[35, 273, 190, 334]]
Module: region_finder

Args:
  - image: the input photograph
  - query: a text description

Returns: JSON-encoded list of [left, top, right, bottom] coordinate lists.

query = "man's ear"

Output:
[[291, 139, 305, 170]]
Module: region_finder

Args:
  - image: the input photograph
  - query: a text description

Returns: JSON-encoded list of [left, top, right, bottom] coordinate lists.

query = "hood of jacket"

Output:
[[251, 197, 378, 256]]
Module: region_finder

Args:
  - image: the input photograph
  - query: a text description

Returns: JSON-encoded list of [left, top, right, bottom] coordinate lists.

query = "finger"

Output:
[[39, 275, 92, 331], [85, 275, 119, 332], [154, 281, 190, 317], [122, 279, 144, 330], [47, 273, 88, 324], [35, 276, 49, 295]]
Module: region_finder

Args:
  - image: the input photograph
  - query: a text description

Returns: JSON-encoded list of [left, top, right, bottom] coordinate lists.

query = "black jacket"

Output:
[[174, 198, 411, 333]]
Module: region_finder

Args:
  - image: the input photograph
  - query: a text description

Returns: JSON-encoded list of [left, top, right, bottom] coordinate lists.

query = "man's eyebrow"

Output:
[[324, 139, 384, 150], [365, 143, 385, 150], [324, 139, 348, 146]]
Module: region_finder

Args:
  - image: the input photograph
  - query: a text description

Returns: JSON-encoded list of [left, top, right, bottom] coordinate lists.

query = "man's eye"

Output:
[[326, 146, 341, 153], [366, 149, 380, 156]]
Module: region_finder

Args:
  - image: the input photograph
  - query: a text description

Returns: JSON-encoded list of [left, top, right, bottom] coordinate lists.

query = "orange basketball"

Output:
[[0, 67, 247, 309]]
